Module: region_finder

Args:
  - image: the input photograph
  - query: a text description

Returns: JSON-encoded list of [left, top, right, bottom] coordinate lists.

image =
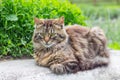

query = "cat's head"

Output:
[[32, 17, 68, 48]]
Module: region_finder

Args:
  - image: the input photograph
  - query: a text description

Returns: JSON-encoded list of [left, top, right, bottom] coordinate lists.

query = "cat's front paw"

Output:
[[50, 64, 66, 74]]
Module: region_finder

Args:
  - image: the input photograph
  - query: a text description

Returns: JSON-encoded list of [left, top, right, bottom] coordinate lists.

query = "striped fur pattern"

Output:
[[32, 17, 109, 74]]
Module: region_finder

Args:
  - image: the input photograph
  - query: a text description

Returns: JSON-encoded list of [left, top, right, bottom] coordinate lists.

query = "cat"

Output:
[[32, 17, 109, 74]]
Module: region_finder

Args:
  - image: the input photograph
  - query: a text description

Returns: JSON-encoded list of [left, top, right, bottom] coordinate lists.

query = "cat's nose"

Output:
[[44, 36, 49, 43]]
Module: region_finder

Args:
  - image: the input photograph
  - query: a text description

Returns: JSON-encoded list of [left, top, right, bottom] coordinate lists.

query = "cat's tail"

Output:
[[90, 27, 107, 45], [79, 56, 110, 71], [87, 27, 108, 56]]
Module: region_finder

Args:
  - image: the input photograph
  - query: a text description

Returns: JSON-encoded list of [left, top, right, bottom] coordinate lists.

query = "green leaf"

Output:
[[21, 39, 26, 46], [6, 14, 18, 21]]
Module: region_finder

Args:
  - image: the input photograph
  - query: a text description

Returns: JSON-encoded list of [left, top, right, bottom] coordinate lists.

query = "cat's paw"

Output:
[[65, 61, 79, 73], [50, 64, 66, 74]]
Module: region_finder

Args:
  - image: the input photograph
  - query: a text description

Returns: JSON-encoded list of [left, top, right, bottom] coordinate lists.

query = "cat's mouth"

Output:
[[42, 43, 55, 48]]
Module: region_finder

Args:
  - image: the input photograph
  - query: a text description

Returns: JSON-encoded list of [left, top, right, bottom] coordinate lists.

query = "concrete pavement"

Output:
[[0, 50, 120, 80]]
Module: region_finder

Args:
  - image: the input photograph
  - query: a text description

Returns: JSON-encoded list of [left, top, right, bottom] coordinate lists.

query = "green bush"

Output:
[[0, 0, 86, 58]]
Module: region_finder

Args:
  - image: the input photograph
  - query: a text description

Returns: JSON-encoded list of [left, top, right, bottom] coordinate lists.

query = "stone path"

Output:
[[0, 50, 120, 80]]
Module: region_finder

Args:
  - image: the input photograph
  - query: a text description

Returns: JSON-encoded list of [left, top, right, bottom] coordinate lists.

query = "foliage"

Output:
[[0, 0, 85, 58], [78, 4, 120, 50], [109, 42, 120, 50], [79, 5, 120, 19]]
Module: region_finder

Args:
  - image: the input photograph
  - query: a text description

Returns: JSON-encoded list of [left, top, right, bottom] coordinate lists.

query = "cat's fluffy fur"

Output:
[[32, 17, 109, 74]]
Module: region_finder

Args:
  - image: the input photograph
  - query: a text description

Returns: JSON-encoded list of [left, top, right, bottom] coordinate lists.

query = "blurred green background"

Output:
[[0, 0, 120, 59], [70, 0, 120, 50]]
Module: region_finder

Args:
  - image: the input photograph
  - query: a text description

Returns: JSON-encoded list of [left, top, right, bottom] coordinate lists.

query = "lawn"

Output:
[[72, 2, 120, 50]]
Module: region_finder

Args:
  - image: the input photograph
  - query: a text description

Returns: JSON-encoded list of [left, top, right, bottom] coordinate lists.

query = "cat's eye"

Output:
[[50, 33, 56, 36], [51, 33, 57, 39], [39, 33, 45, 36], [51, 36, 57, 39], [58, 34, 65, 38], [38, 33, 43, 39], [52, 33, 58, 37]]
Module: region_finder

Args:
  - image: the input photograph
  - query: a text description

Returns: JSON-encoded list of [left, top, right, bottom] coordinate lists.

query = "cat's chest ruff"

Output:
[[37, 45, 69, 65]]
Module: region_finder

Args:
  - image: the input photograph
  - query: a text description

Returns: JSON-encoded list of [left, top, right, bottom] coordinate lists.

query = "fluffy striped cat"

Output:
[[32, 17, 109, 74]]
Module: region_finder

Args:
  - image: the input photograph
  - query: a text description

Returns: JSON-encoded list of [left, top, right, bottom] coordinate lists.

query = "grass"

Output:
[[75, 3, 120, 50]]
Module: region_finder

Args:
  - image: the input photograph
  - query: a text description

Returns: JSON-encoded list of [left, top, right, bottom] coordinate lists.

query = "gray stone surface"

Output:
[[0, 50, 120, 80]]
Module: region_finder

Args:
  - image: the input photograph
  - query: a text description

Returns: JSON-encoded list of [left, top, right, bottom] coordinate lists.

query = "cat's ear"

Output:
[[34, 18, 43, 28], [55, 16, 64, 29], [58, 16, 64, 24], [34, 18, 39, 24], [34, 18, 43, 25]]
